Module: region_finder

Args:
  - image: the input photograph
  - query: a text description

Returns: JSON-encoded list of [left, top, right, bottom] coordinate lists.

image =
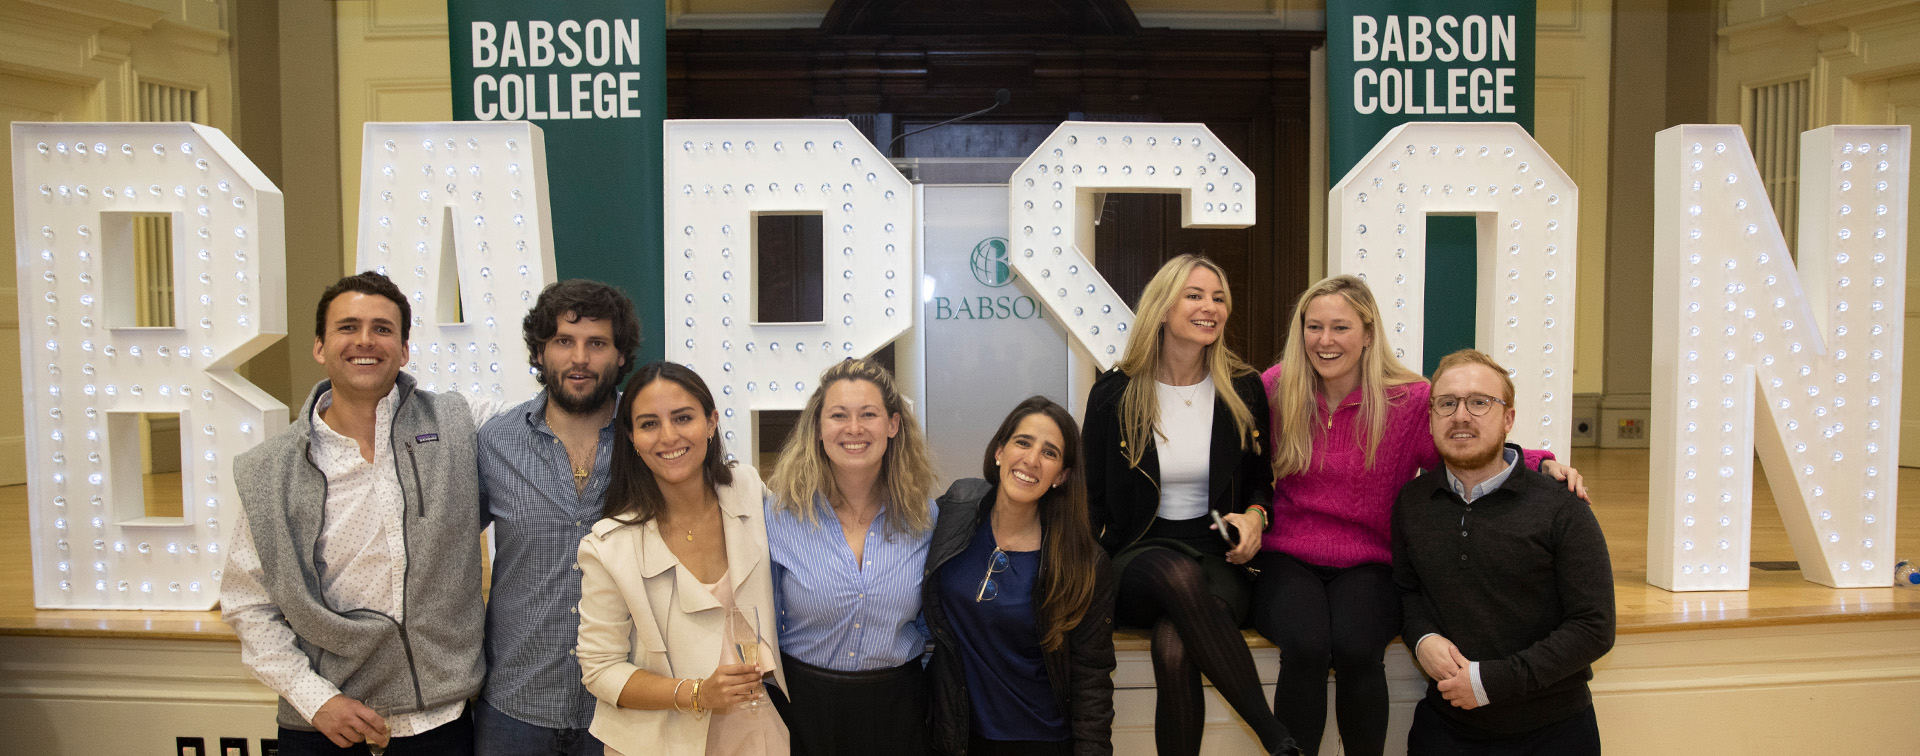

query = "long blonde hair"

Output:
[[1113, 254, 1258, 468], [767, 358, 936, 536], [1269, 275, 1423, 478]]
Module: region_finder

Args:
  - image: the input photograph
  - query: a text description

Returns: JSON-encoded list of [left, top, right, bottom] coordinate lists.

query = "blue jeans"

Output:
[[475, 698, 604, 756]]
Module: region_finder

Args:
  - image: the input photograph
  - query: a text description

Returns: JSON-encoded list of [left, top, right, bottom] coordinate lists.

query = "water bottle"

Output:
[[1897, 560, 1920, 587]]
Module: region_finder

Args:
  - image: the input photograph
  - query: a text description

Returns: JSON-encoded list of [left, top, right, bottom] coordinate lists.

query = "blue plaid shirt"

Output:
[[477, 392, 614, 729]]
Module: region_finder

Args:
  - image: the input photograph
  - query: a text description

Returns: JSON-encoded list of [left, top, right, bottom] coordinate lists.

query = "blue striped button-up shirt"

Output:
[[767, 495, 937, 671], [477, 392, 613, 729]]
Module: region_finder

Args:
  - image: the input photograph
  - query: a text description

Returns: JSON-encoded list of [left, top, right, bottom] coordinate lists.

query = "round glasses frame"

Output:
[[1430, 393, 1509, 417]]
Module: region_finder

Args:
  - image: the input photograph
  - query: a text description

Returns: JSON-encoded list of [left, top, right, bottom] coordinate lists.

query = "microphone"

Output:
[[884, 89, 1012, 155]]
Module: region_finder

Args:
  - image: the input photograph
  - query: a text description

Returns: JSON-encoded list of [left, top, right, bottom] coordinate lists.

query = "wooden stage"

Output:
[[3, 448, 1919, 754]]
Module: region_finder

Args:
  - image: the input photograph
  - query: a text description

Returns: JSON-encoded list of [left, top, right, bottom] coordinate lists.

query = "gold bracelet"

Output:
[[689, 677, 706, 716], [671, 678, 693, 714]]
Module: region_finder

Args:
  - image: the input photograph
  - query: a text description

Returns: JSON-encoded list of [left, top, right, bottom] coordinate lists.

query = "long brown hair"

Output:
[[767, 359, 937, 537], [1269, 275, 1423, 478], [1113, 254, 1259, 467], [982, 396, 1101, 652], [603, 361, 735, 525]]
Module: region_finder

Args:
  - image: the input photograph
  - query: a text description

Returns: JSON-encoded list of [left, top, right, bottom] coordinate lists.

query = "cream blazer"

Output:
[[576, 467, 786, 756]]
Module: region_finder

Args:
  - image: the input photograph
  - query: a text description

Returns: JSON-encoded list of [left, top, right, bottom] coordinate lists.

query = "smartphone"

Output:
[[1208, 509, 1239, 546]]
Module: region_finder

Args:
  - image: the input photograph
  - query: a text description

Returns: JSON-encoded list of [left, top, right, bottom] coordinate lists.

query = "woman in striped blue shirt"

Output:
[[763, 358, 939, 756]]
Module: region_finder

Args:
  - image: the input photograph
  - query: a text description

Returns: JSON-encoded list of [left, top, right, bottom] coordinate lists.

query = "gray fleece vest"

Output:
[[234, 373, 485, 730]]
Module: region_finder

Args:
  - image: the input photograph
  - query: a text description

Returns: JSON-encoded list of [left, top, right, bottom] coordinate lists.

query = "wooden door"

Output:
[[1888, 75, 1920, 466]]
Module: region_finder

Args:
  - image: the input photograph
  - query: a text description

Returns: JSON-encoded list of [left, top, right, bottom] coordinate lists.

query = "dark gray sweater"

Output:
[[1391, 443, 1615, 736]]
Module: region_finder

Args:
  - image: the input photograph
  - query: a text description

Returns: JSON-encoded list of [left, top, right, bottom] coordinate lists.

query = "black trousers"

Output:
[[1407, 699, 1601, 756], [276, 705, 474, 756], [772, 653, 928, 756], [966, 730, 1072, 756], [1250, 551, 1400, 756]]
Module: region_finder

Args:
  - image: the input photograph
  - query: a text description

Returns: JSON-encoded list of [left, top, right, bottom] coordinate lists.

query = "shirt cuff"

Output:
[[287, 675, 346, 723], [1468, 661, 1490, 707]]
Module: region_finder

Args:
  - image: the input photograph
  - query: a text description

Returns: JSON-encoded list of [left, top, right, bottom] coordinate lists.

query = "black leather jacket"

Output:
[[1081, 368, 1274, 555], [922, 479, 1117, 756]]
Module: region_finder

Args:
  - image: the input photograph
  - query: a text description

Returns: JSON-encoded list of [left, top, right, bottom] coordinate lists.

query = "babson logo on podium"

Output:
[[938, 237, 1048, 321]]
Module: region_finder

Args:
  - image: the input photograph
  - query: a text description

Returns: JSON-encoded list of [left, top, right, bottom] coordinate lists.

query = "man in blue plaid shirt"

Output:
[[476, 280, 641, 756]]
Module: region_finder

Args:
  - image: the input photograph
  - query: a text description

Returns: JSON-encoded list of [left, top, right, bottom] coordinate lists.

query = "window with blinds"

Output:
[[1745, 79, 1808, 258]]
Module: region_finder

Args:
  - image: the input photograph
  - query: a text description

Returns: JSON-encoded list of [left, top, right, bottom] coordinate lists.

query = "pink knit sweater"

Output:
[[1259, 364, 1553, 568]]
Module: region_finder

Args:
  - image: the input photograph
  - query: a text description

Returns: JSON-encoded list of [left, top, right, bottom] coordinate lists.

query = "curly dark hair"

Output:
[[314, 271, 411, 343], [522, 279, 642, 388]]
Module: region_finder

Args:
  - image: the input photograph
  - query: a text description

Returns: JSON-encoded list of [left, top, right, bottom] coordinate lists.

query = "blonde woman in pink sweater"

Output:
[[1252, 276, 1584, 756]]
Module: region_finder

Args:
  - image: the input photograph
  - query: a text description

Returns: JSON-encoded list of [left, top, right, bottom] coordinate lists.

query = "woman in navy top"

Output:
[[763, 358, 938, 756], [924, 396, 1116, 756]]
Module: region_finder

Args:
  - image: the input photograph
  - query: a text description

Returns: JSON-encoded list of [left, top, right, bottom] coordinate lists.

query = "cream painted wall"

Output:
[[334, 0, 455, 279], [1717, 1, 1920, 464], [1538, 0, 1616, 396], [0, 0, 235, 486]]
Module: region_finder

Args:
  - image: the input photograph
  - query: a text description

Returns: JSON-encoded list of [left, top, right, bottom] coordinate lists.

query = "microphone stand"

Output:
[[883, 89, 1013, 156]]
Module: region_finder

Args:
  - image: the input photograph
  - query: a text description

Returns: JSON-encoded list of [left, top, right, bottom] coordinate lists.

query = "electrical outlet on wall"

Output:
[[176, 737, 206, 756], [260, 739, 279, 756], [1572, 415, 1597, 442], [1571, 395, 1601, 447], [1598, 404, 1651, 449], [218, 737, 249, 756]]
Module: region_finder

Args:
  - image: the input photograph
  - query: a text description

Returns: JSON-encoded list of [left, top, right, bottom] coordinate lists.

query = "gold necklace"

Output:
[[665, 492, 717, 542]]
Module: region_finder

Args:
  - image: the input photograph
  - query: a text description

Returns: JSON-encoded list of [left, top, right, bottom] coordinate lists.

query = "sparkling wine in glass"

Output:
[[727, 605, 766, 714]]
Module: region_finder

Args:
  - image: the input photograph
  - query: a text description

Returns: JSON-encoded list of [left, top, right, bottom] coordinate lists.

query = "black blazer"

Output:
[[1081, 368, 1273, 555], [922, 479, 1117, 756]]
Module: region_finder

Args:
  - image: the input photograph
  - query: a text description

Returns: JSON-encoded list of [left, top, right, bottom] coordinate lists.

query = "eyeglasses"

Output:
[[1430, 393, 1509, 417], [976, 547, 1010, 602]]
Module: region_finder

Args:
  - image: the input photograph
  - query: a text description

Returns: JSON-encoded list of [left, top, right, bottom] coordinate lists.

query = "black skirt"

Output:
[[771, 652, 929, 756], [1111, 515, 1255, 626]]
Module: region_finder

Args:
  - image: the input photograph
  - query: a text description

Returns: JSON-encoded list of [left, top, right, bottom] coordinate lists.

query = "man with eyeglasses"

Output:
[[1390, 349, 1615, 756]]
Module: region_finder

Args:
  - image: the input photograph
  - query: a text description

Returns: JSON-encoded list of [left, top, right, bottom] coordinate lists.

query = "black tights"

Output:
[[1250, 551, 1401, 756], [1117, 548, 1293, 756]]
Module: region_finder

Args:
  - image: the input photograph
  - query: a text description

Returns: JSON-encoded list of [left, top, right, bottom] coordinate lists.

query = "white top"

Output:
[[221, 385, 503, 735], [1153, 376, 1216, 521]]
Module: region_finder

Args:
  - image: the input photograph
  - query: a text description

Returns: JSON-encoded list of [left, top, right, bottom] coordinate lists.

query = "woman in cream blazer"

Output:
[[576, 362, 789, 756]]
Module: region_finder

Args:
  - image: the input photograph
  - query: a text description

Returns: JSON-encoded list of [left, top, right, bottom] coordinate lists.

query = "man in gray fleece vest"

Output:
[[1392, 349, 1615, 755], [223, 272, 494, 755]]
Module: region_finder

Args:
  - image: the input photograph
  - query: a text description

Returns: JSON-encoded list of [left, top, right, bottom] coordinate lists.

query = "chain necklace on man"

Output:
[[566, 441, 597, 493]]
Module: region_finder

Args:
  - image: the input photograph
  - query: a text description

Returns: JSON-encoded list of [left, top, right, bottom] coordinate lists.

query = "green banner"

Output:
[[1326, 1, 1535, 374], [448, 1, 668, 362]]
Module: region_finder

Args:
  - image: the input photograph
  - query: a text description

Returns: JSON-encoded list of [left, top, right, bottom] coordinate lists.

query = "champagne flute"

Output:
[[727, 605, 766, 714]]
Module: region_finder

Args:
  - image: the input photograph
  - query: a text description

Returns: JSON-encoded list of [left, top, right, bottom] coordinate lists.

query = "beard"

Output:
[[544, 363, 620, 415], [1437, 427, 1506, 473]]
